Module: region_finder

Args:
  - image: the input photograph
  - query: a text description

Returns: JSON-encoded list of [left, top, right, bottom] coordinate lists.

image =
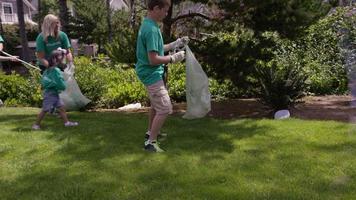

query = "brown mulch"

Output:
[[101, 95, 356, 123], [290, 95, 356, 122]]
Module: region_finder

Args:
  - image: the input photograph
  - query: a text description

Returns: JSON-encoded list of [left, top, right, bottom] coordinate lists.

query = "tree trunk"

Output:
[[38, 0, 42, 30], [58, 0, 69, 32], [339, 0, 351, 6], [16, 0, 30, 62], [106, 0, 112, 42], [129, 0, 136, 28], [0, 13, 3, 34], [162, 4, 173, 39]]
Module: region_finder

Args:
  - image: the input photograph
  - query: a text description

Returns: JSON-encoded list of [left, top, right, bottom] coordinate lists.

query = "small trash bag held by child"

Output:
[[59, 62, 90, 111], [182, 46, 211, 119]]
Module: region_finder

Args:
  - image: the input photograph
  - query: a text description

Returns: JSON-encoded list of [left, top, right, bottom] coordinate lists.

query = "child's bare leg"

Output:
[[58, 106, 69, 123], [149, 113, 168, 141], [35, 111, 47, 125], [148, 107, 156, 132]]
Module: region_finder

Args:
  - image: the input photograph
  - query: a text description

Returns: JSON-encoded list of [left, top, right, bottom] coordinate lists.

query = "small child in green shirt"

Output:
[[32, 49, 78, 130]]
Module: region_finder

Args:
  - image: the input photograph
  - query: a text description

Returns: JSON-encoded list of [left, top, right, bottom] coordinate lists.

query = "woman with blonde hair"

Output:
[[33, 14, 78, 129], [36, 14, 73, 73]]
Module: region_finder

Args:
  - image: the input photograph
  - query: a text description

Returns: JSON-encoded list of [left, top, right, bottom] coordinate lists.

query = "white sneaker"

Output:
[[32, 124, 40, 130], [64, 121, 79, 127]]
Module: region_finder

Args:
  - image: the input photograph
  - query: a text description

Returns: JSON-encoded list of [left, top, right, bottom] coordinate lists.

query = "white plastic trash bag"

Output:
[[182, 46, 211, 119], [274, 109, 290, 119], [118, 103, 142, 111], [60, 63, 91, 111]]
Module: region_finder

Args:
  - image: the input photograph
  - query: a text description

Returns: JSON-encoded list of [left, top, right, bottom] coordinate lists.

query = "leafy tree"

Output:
[[254, 32, 309, 110], [191, 24, 259, 95], [71, 0, 108, 50], [106, 0, 113, 42], [301, 6, 355, 94], [162, 0, 210, 39], [58, 0, 69, 32], [105, 10, 137, 64], [34, 0, 59, 27], [215, 0, 332, 39]]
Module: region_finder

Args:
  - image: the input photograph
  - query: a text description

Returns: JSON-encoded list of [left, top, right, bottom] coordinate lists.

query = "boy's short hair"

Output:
[[147, 0, 170, 10]]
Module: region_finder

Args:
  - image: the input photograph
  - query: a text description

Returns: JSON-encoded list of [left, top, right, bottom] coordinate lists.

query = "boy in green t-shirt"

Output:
[[135, 0, 188, 152]]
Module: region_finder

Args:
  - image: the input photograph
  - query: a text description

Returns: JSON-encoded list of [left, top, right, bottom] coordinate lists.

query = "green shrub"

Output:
[[191, 25, 259, 96], [2, 24, 39, 54], [105, 27, 137, 64], [167, 63, 186, 102], [105, 10, 137, 64], [209, 78, 240, 100], [74, 57, 147, 108], [0, 71, 41, 106], [254, 32, 308, 110], [167, 62, 241, 102], [74, 57, 238, 108], [0, 56, 242, 108], [302, 7, 353, 94]]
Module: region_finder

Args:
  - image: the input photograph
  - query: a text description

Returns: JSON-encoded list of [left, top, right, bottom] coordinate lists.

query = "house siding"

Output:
[[0, 0, 34, 24]]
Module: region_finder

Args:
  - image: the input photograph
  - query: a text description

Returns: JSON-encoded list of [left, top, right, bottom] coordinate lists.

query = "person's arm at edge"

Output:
[[60, 31, 73, 63], [0, 43, 19, 61], [37, 51, 49, 67], [65, 49, 73, 63]]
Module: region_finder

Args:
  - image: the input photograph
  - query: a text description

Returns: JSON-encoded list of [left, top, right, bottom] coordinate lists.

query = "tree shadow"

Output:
[[2, 110, 354, 199]]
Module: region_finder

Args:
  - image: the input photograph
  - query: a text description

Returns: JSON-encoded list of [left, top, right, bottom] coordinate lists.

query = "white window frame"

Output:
[[2, 3, 13, 15], [2, 2, 14, 23]]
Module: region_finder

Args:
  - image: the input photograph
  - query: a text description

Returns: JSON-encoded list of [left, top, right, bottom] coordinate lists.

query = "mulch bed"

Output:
[[96, 95, 356, 123]]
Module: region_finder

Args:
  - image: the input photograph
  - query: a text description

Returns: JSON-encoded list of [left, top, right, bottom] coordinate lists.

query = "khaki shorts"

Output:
[[146, 80, 172, 115]]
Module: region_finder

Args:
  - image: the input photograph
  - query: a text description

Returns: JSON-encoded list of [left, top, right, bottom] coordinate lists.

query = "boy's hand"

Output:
[[167, 36, 190, 51], [170, 51, 185, 63], [179, 36, 190, 46], [173, 36, 189, 47]]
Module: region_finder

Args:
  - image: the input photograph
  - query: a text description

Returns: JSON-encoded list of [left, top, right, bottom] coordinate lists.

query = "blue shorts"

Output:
[[42, 91, 64, 112]]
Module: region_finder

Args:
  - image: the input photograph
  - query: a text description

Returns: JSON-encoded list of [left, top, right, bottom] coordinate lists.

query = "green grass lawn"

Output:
[[0, 107, 356, 200]]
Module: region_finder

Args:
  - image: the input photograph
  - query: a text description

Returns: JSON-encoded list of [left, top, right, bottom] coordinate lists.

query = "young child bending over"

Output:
[[32, 49, 78, 130]]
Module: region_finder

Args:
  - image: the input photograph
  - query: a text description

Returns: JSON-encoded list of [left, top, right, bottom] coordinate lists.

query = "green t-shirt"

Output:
[[41, 67, 66, 94], [36, 31, 71, 65], [135, 17, 164, 86]]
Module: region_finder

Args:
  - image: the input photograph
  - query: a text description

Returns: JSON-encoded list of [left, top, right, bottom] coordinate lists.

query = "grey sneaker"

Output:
[[32, 124, 41, 130], [144, 140, 165, 152], [64, 121, 79, 127]]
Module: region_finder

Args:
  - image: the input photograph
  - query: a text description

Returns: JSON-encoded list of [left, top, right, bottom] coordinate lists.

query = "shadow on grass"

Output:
[[0, 114, 35, 125], [1, 110, 355, 199], [2, 111, 272, 162]]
